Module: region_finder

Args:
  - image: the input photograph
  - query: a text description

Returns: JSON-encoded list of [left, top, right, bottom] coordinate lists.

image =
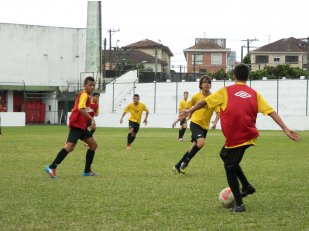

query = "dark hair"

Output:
[[199, 75, 212, 90], [233, 64, 249, 81], [92, 92, 100, 97], [133, 94, 140, 98], [84, 76, 95, 85]]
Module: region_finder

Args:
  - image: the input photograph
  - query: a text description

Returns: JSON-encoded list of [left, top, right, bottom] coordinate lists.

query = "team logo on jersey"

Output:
[[85, 107, 94, 113], [234, 91, 252, 98]]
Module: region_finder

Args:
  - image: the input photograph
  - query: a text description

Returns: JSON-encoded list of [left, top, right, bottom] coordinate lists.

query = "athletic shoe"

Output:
[[45, 166, 58, 179], [180, 162, 188, 174], [172, 166, 180, 174], [82, 171, 99, 176], [178, 138, 185, 142], [127, 144, 132, 150], [228, 204, 246, 212], [241, 184, 256, 198]]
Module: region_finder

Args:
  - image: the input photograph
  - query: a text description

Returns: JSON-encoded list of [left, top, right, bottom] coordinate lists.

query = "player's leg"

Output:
[[127, 121, 135, 149], [179, 123, 207, 173], [82, 130, 98, 176], [45, 128, 80, 178], [127, 122, 139, 149], [220, 146, 247, 212], [174, 141, 196, 173], [235, 146, 256, 197], [178, 119, 187, 141], [181, 122, 187, 141]]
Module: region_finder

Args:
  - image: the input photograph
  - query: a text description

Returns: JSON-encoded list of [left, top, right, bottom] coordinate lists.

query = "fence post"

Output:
[[154, 81, 156, 114], [277, 76, 279, 114], [176, 78, 178, 114], [112, 81, 115, 113], [306, 76, 309, 116]]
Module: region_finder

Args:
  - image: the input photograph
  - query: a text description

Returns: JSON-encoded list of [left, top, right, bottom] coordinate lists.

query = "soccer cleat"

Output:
[[241, 184, 256, 198], [45, 166, 58, 179], [228, 204, 246, 212], [179, 162, 188, 174], [172, 166, 180, 174], [126, 144, 132, 150], [82, 171, 99, 176]]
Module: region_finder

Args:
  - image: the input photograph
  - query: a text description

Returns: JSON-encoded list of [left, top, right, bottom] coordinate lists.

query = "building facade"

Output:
[[183, 38, 230, 73], [250, 37, 309, 71]]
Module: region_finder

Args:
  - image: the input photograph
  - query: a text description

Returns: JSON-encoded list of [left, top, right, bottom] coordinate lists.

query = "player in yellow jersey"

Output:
[[120, 94, 149, 149], [177, 91, 189, 142], [172, 76, 220, 174]]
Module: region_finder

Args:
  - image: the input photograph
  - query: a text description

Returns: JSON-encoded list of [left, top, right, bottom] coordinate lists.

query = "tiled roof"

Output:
[[123, 39, 173, 56], [253, 37, 308, 53], [107, 48, 164, 65], [186, 41, 225, 50]]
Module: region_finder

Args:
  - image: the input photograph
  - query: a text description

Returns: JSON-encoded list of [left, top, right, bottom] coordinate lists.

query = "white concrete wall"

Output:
[[94, 113, 309, 131], [100, 70, 138, 113], [0, 23, 86, 86], [95, 77, 309, 130], [43, 93, 58, 124], [0, 112, 25, 126]]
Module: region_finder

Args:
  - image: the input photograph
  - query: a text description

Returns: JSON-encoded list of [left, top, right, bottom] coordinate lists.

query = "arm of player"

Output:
[[211, 113, 220, 129], [268, 111, 301, 141], [181, 99, 207, 118], [120, 112, 127, 124], [143, 111, 149, 125], [172, 117, 180, 128], [78, 108, 96, 129]]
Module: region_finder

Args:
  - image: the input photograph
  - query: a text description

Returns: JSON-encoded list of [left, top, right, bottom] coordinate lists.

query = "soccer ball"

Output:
[[219, 187, 235, 208]]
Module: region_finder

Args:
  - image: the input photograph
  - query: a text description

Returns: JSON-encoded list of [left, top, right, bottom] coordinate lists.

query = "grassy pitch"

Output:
[[0, 126, 308, 230]]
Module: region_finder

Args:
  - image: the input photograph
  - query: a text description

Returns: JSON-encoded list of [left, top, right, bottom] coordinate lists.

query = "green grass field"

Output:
[[0, 126, 308, 231]]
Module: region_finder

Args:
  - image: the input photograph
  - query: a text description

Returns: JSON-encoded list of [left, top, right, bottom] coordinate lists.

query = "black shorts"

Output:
[[220, 145, 251, 170], [129, 120, 140, 133], [190, 122, 208, 142], [180, 118, 187, 126], [67, 127, 93, 144]]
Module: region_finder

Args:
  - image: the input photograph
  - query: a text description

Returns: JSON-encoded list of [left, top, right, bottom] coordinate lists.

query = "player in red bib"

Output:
[[182, 64, 301, 212], [45, 76, 99, 178]]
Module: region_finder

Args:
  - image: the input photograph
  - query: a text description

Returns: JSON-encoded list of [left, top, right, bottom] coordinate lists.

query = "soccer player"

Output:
[[119, 94, 149, 149], [182, 63, 301, 212], [172, 76, 220, 174], [82, 92, 100, 147], [88, 92, 100, 134], [45, 76, 99, 178], [177, 91, 189, 142]]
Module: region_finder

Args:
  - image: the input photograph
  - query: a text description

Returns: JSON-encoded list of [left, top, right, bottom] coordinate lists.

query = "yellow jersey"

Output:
[[77, 90, 89, 109], [188, 92, 219, 130], [179, 99, 189, 112], [124, 102, 149, 124]]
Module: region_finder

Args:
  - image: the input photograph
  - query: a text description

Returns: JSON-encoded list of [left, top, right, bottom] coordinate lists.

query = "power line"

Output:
[[241, 38, 258, 62]]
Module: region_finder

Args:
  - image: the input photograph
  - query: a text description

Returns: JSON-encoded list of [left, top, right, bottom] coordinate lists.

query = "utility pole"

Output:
[[241, 38, 258, 62], [108, 28, 120, 72]]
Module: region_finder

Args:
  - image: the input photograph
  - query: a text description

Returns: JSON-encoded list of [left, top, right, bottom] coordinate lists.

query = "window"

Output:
[[274, 55, 280, 63], [256, 55, 269, 64], [211, 53, 222, 65], [192, 53, 203, 64], [285, 56, 298, 64]]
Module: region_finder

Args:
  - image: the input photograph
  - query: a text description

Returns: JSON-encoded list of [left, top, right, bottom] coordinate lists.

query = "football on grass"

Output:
[[219, 187, 235, 208]]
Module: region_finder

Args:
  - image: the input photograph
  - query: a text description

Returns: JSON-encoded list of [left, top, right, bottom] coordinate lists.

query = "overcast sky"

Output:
[[0, 0, 307, 68]]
